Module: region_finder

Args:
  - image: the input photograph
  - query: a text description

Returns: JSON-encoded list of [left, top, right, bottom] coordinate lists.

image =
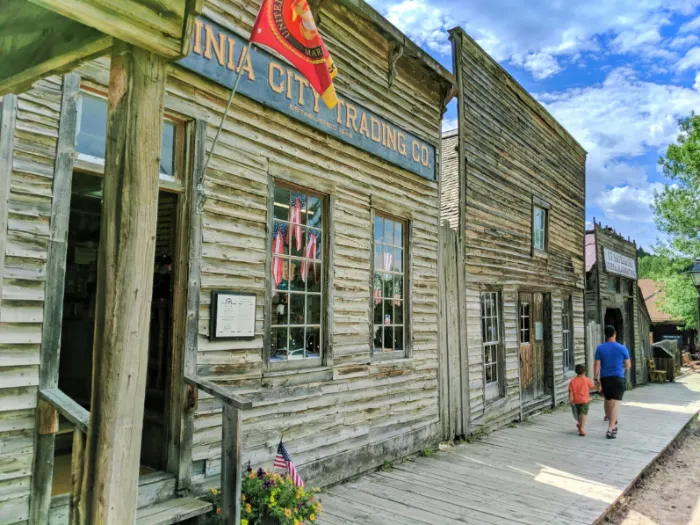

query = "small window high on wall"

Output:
[[75, 92, 179, 182], [269, 184, 324, 364], [372, 215, 406, 356]]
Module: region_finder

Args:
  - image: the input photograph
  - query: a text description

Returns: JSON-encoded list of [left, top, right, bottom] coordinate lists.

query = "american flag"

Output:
[[272, 231, 285, 287], [383, 251, 393, 272], [300, 232, 317, 283], [274, 440, 304, 487], [288, 196, 303, 252]]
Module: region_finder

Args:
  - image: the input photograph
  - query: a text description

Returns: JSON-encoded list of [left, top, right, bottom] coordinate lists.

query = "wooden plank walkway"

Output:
[[318, 374, 700, 525]]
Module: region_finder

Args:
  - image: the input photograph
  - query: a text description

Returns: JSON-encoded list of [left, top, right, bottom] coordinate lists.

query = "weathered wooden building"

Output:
[[440, 28, 587, 437], [0, 1, 454, 523], [584, 222, 646, 386], [639, 279, 697, 354]]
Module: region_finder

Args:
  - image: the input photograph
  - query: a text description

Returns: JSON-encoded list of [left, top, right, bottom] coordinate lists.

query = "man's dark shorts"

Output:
[[601, 376, 626, 401]]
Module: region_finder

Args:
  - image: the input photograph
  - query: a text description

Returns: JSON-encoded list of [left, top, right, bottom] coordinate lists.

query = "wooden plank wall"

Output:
[[590, 225, 645, 385], [448, 29, 587, 431], [439, 132, 459, 231], [0, 77, 62, 525], [69, 0, 448, 491]]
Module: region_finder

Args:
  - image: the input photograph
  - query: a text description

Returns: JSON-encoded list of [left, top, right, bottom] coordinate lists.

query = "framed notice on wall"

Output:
[[209, 291, 256, 340]]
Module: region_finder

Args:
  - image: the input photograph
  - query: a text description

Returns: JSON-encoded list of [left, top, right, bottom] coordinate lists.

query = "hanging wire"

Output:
[[197, 44, 252, 214]]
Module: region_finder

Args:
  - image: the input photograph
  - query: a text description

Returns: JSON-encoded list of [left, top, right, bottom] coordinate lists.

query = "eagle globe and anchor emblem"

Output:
[[262, 0, 338, 76]]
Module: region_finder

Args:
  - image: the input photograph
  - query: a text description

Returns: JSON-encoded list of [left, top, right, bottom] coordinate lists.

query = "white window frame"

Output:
[[481, 291, 502, 401], [562, 296, 574, 372], [533, 206, 547, 252]]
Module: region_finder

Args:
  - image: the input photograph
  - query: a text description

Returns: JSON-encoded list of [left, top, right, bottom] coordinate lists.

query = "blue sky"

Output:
[[367, 0, 700, 250]]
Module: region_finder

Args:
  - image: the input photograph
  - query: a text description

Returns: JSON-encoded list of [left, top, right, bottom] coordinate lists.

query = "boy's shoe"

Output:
[[612, 426, 618, 435], [606, 430, 616, 439]]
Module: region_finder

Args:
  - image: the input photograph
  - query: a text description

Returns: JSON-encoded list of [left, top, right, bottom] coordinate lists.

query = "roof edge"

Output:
[[335, 0, 455, 86], [442, 128, 458, 139], [448, 26, 586, 157]]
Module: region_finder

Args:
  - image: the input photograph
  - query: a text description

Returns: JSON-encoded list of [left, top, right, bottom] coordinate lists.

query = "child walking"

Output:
[[569, 364, 595, 436]]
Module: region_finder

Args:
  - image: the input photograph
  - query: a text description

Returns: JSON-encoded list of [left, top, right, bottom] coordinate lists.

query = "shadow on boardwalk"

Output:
[[318, 375, 700, 525]]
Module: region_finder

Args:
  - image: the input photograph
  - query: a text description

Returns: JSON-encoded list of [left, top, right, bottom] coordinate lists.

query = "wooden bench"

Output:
[[649, 359, 667, 383]]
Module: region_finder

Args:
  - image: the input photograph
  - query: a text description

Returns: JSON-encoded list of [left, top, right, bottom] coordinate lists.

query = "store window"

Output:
[[533, 206, 547, 252], [372, 215, 406, 355], [75, 92, 179, 181], [519, 301, 530, 344], [562, 296, 574, 372], [608, 276, 621, 293], [269, 184, 324, 362], [481, 292, 501, 392]]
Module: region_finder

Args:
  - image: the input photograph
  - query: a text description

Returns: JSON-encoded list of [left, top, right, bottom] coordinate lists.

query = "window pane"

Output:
[[373, 326, 383, 351], [76, 94, 108, 159], [373, 298, 383, 325], [272, 221, 289, 257], [374, 245, 382, 270], [307, 230, 322, 260], [307, 265, 322, 293], [307, 196, 322, 229], [289, 294, 305, 325], [274, 187, 291, 221], [272, 292, 288, 325], [381, 248, 393, 272], [160, 122, 175, 177], [393, 247, 403, 273], [288, 328, 305, 359], [290, 226, 306, 258], [394, 327, 404, 352], [270, 328, 288, 361], [383, 299, 393, 326], [383, 274, 393, 298], [307, 294, 321, 325], [384, 327, 393, 351], [306, 328, 321, 358], [485, 362, 493, 383], [383, 218, 394, 245], [393, 300, 403, 325], [394, 222, 403, 247], [290, 261, 305, 291]]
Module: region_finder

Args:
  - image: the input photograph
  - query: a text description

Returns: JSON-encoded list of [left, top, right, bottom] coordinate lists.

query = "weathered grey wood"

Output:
[[221, 405, 242, 525], [69, 429, 85, 525], [184, 375, 252, 409], [79, 41, 167, 525], [0, 93, 17, 316], [29, 72, 80, 525], [39, 388, 89, 434], [318, 374, 700, 524], [177, 118, 206, 493], [135, 497, 212, 525]]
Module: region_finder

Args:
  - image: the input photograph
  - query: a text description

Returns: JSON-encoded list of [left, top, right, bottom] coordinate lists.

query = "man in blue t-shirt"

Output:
[[594, 325, 631, 439]]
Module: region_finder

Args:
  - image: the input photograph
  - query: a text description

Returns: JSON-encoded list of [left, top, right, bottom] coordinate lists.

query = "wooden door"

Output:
[[532, 293, 545, 399], [519, 293, 534, 401]]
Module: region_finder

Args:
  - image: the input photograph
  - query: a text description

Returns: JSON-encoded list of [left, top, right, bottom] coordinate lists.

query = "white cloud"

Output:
[[679, 14, 700, 32], [669, 34, 700, 48], [677, 46, 700, 71], [511, 53, 562, 80], [369, 0, 700, 80], [442, 118, 458, 132], [595, 183, 665, 222], [538, 67, 700, 200], [695, 72, 700, 90]]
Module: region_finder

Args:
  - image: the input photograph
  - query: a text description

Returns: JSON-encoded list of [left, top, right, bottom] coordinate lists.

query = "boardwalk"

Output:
[[318, 374, 700, 525]]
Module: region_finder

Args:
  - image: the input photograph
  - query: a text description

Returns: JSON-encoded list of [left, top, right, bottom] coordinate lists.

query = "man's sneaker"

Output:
[[606, 430, 616, 439]]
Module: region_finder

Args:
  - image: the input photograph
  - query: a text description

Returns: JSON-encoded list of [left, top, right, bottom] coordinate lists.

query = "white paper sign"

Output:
[[214, 293, 256, 338], [535, 322, 544, 341], [604, 248, 637, 279]]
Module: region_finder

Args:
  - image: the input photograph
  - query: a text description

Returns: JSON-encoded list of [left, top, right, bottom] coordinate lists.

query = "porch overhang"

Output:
[[0, 0, 203, 95]]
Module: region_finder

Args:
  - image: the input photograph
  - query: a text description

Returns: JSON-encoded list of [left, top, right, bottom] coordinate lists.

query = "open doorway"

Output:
[[604, 308, 624, 344], [52, 171, 183, 495]]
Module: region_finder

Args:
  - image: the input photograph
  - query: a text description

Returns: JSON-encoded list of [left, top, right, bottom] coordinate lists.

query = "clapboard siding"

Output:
[[444, 30, 586, 432], [585, 224, 645, 385], [73, 0, 448, 491], [0, 77, 61, 525], [440, 131, 459, 230]]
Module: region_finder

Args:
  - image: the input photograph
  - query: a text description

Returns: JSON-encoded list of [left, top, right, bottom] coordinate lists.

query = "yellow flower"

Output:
[[310, 514, 316, 522], [210, 488, 218, 495], [241, 494, 246, 502], [249, 472, 255, 479], [246, 504, 252, 514], [294, 520, 300, 525], [284, 508, 292, 518], [242, 520, 248, 525]]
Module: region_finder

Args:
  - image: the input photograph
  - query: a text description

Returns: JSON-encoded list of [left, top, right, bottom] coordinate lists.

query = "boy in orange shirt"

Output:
[[569, 364, 595, 436]]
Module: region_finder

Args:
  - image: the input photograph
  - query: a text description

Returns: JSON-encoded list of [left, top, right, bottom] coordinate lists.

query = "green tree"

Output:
[[649, 115, 700, 330], [655, 114, 700, 258]]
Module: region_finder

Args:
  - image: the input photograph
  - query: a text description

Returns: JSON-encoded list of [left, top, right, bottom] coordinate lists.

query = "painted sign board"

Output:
[[210, 291, 257, 340], [177, 17, 436, 181], [604, 248, 637, 279]]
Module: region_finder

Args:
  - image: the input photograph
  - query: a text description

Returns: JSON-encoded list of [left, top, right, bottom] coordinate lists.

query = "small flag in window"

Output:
[[273, 440, 304, 487]]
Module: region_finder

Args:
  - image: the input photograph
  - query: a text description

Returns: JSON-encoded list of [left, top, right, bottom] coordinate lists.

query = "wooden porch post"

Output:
[[79, 41, 167, 525]]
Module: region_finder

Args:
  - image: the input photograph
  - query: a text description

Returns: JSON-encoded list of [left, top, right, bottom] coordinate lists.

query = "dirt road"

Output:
[[603, 415, 700, 524]]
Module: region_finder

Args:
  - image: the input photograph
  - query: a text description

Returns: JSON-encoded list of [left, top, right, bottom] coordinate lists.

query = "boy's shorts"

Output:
[[571, 403, 589, 420]]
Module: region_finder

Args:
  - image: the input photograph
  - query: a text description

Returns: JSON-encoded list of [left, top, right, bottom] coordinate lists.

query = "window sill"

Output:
[[372, 351, 411, 363], [532, 249, 548, 260]]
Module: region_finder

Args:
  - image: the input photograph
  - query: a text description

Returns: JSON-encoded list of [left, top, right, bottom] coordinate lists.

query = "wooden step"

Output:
[[136, 497, 213, 525]]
